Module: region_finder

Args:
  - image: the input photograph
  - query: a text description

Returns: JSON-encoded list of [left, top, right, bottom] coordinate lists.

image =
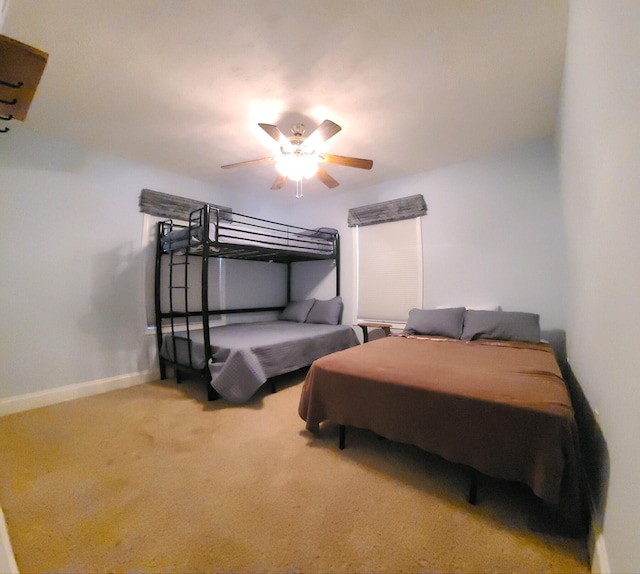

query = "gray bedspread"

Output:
[[160, 321, 359, 403]]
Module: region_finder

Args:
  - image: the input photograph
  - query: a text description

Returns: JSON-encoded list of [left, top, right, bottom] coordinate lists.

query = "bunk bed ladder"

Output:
[[168, 207, 205, 383], [199, 205, 216, 401], [155, 206, 219, 401], [154, 221, 167, 380], [167, 245, 192, 383]]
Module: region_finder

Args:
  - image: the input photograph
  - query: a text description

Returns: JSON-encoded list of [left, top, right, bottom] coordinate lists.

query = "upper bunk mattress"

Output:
[[161, 321, 359, 403], [160, 221, 336, 258]]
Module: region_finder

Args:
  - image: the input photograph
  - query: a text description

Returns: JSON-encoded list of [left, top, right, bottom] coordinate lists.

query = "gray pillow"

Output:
[[403, 307, 466, 339], [279, 299, 315, 322], [461, 310, 541, 343], [305, 296, 343, 325]]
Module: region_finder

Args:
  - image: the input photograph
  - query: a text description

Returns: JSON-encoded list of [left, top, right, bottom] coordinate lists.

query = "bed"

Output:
[[298, 308, 586, 532], [154, 203, 355, 402]]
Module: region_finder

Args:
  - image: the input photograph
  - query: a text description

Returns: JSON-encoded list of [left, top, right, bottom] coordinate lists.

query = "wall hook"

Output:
[[1, 112, 13, 133], [0, 80, 24, 89], [0, 97, 17, 105]]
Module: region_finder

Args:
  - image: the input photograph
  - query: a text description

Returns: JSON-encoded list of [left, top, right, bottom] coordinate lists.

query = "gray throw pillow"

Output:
[[279, 299, 315, 322], [305, 296, 343, 325], [403, 307, 466, 339], [461, 310, 541, 343]]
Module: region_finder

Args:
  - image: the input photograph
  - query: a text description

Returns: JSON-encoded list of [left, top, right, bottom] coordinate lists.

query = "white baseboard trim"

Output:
[[590, 528, 610, 574], [0, 369, 160, 417], [587, 482, 610, 574], [0, 505, 19, 574]]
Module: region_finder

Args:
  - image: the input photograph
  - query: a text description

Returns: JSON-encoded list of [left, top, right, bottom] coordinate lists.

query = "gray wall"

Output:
[[0, 127, 242, 398], [558, 1, 640, 572]]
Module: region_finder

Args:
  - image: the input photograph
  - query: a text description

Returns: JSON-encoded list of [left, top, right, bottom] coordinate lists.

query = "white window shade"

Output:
[[356, 217, 423, 324]]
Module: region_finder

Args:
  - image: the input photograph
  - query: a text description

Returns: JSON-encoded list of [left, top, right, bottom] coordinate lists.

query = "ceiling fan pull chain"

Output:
[[296, 179, 303, 199]]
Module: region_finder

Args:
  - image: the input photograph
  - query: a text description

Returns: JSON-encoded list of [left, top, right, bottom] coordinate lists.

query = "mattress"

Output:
[[161, 321, 359, 403], [298, 335, 584, 525], [160, 221, 336, 256]]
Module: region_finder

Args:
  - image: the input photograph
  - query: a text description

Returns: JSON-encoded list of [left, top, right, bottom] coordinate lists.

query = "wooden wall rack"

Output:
[[0, 34, 48, 133]]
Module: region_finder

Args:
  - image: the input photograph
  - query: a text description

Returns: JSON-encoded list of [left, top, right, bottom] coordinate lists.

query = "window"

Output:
[[355, 217, 423, 325]]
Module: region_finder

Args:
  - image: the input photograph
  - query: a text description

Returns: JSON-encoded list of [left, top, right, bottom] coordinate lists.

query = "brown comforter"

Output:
[[299, 335, 583, 517]]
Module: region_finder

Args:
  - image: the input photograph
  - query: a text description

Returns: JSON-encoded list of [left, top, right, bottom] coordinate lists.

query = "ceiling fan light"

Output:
[[302, 155, 319, 179], [275, 159, 290, 177], [276, 154, 318, 181]]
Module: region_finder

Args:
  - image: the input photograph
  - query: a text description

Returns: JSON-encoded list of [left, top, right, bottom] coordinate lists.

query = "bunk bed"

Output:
[[154, 204, 359, 403]]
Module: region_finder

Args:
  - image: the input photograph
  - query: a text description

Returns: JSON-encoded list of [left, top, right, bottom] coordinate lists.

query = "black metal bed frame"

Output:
[[154, 204, 340, 401]]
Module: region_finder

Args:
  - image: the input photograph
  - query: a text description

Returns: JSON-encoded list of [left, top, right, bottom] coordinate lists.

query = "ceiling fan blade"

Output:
[[319, 153, 373, 170], [221, 157, 275, 169], [306, 119, 342, 147], [258, 123, 287, 144], [271, 173, 288, 190], [316, 119, 342, 141], [316, 166, 340, 188]]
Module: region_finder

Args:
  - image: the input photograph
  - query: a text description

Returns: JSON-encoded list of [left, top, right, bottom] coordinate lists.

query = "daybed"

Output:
[[298, 307, 586, 531], [154, 203, 358, 402]]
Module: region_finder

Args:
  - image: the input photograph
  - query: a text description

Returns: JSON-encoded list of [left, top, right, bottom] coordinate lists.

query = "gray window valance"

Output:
[[138, 188, 233, 222], [347, 194, 427, 227]]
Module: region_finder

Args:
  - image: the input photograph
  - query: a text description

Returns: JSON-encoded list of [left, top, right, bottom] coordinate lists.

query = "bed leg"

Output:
[[339, 425, 346, 450], [271, 380, 276, 394], [207, 383, 219, 401], [468, 468, 479, 505]]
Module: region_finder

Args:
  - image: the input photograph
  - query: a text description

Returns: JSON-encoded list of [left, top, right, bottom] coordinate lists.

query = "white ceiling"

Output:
[[2, 0, 568, 199]]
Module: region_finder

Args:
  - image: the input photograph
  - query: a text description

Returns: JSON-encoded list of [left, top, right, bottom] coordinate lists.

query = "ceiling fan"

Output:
[[221, 119, 373, 194]]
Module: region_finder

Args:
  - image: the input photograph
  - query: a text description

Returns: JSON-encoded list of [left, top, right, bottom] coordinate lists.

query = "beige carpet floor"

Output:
[[0, 371, 589, 573]]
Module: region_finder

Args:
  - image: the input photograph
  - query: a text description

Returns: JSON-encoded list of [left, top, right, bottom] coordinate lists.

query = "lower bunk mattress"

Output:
[[161, 321, 359, 403]]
